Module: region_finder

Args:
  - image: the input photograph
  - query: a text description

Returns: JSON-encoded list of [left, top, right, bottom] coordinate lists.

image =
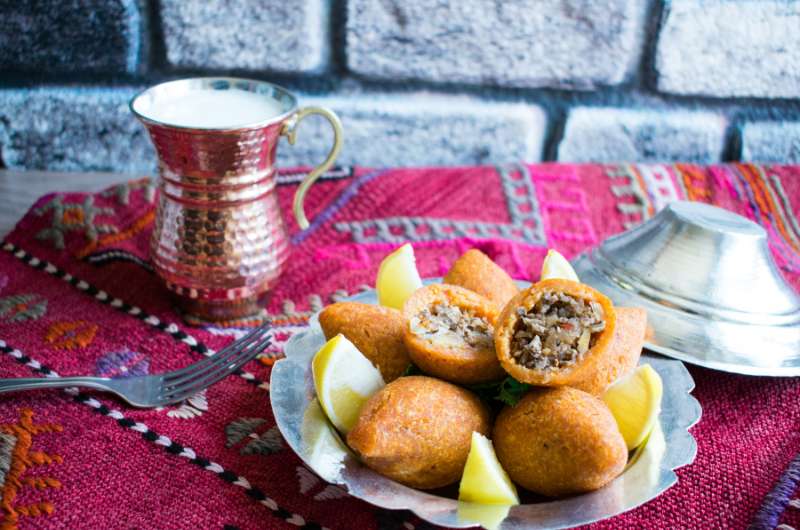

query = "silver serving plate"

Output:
[[573, 201, 800, 376], [271, 287, 701, 530]]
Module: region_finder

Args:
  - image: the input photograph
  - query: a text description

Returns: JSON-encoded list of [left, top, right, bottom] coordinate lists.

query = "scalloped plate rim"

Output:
[[271, 282, 701, 529]]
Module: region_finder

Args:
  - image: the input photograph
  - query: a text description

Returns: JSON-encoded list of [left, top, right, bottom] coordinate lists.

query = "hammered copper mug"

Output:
[[130, 77, 343, 322]]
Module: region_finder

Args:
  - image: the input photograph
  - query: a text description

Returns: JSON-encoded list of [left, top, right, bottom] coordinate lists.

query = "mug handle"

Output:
[[281, 106, 344, 230]]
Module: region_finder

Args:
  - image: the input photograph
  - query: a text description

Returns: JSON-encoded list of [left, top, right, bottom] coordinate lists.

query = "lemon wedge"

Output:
[[540, 249, 580, 282], [602, 364, 663, 450], [376, 243, 423, 310], [312, 334, 385, 434], [300, 399, 348, 473], [459, 432, 519, 505], [457, 502, 510, 530]]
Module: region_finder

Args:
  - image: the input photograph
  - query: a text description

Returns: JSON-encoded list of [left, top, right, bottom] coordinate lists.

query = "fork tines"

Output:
[[160, 323, 271, 403]]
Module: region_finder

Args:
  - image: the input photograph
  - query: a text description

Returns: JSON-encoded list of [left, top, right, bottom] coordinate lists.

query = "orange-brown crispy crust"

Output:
[[347, 376, 490, 489], [444, 249, 519, 310], [403, 284, 505, 384], [319, 302, 410, 382], [570, 307, 647, 395], [494, 279, 617, 386], [492, 386, 627, 497]]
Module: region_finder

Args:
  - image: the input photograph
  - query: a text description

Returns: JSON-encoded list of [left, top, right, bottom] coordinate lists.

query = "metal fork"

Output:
[[0, 323, 271, 407]]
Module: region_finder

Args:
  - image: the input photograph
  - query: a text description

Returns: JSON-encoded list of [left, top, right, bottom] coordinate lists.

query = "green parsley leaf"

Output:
[[495, 377, 531, 407], [401, 363, 423, 377], [466, 376, 531, 407]]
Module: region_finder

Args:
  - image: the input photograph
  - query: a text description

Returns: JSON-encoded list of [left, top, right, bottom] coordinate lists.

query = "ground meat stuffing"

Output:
[[511, 291, 605, 371], [410, 303, 495, 350]]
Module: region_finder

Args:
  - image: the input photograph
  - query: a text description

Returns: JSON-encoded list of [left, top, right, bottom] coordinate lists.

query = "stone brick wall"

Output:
[[1, 0, 799, 172]]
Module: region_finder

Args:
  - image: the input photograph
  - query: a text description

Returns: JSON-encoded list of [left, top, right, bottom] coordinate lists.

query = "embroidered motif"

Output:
[[296, 465, 317, 494], [722, 165, 800, 272], [789, 499, 800, 509], [44, 321, 98, 350], [313, 485, 348, 501], [281, 295, 323, 320], [769, 173, 800, 251], [607, 165, 653, 229], [226, 418, 265, 446], [331, 286, 372, 303], [75, 209, 155, 259], [0, 295, 47, 323], [0, 433, 13, 488], [0, 409, 62, 530], [95, 349, 149, 378], [295, 466, 347, 501], [335, 164, 546, 245], [241, 428, 283, 456], [100, 178, 156, 205], [225, 418, 283, 455], [637, 165, 682, 213], [34, 196, 116, 250], [675, 163, 712, 202], [533, 166, 597, 245], [165, 391, 208, 420], [740, 165, 800, 254]]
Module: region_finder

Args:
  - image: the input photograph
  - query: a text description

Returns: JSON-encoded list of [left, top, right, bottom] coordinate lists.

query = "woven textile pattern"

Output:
[[0, 163, 799, 530]]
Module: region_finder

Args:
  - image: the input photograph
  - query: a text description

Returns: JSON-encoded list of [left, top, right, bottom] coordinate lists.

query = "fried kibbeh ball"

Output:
[[403, 284, 505, 384], [495, 279, 617, 387], [444, 249, 519, 310], [347, 376, 490, 489], [493, 387, 627, 497], [319, 302, 410, 382], [570, 307, 647, 395]]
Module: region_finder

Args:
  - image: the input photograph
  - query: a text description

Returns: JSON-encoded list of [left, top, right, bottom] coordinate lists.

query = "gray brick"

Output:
[[656, 1, 800, 99], [558, 107, 727, 163], [0, 90, 543, 172], [0, 88, 156, 173], [741, 122, 800, 163], [160, 0, 329, 73], [346, 0, 648, 89], [0, 0, 141, 73], [277, 94, 547, 167]]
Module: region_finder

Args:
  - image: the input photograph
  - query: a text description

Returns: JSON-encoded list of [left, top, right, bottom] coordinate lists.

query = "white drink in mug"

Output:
[[132, 87, 287, 129]]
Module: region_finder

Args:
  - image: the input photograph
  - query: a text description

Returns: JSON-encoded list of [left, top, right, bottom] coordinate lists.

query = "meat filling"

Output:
[[511, 291, 605, 371], [410, 303, 494, 350]]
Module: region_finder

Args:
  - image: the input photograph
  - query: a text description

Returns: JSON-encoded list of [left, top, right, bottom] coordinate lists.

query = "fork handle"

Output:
[[0, 376, 112, 394]]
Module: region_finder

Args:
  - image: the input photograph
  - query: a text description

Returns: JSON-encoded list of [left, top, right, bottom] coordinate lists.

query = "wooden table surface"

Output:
[[0, 169, 133, 237]]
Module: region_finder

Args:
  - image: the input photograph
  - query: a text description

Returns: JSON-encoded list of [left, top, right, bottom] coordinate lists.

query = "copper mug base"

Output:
[[131, 78, 343, 324], [176, 293, 269, 323]]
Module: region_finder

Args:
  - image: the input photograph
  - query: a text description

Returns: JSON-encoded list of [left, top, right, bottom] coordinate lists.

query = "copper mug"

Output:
[[130, 77, 343, 322]]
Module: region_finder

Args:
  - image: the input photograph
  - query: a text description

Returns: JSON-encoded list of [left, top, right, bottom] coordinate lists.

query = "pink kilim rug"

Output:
[[0, 163, 799, 530]]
